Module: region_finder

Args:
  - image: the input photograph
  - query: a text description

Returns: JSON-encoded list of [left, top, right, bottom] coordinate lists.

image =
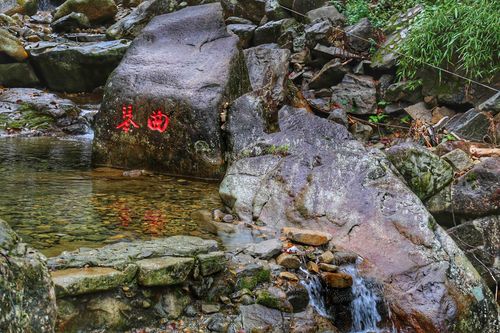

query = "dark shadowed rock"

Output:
[[53, 0, 117, 24], [51, 12, 91, 32], [0, 62, 39, 87], [278, 0, 327, 15], [239, 304, 289, 332], [452, 157, 500, 216], [227, 23, 256, 48], [253, 18, 297, 46], [28, 40, 130, 92], [346, 18, 373, 53], [309, 58, 348, 89], [306, 5, 345, 25], [478, 91, 500, 114], [444, 109, 491, 142], [220, 106, 498, 332], [93, 3, 250, 179], [0, 218, 57, 332], [331, 74, 377, 114], [220, 0, 266, 24], [244, 44, 290, 103]]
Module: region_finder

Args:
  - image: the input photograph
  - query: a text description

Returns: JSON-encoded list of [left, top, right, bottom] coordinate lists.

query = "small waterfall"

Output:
[[300, 267, 331, 318], [343, 264, 382, 333]]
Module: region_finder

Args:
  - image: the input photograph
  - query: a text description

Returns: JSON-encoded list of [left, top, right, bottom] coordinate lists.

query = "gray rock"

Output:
[[63, 33, 108, 42], [197, 251, 226, 276], [93, 3, 250, 179], [386, 142, 453, 200], [155, 290, 190, 319], [309, 58, 348, 89], [219, 106, 498, 331], [51, 265, 136, 296], [304, 20, 333, 48], [227, 23, 256, 48], [478, 91, 500, 114], [328, 107, 348, 127], [51, 12, 91, 32], [86, 297, 131, 329], [0, 27, 28, 62], [0, 0, 38, 16], [28, 40, 130, 92], [278, 0, 327, 15], [0, 218, 57, 332], [207, 313, 229, 332], [245, 238, 282, 259], [253, 18, 297, 46], [384, 80, 423, 104], [244, 45, 290, 103], [265, 0, 290, 21], [346, 18, 373, 53], [404, 102, 432, 124], [220, 0, 266, 24], [136, 256, 195, 286], [349, 121, 373, 141], [331, 74, 377, 114], [53, 0, 117, 24], [441, 149, 473, 171], [306, 5, 345, 25], [448, 215, 499, 292], [107, 0, 185, 39], [0, 63, 39, 87], [444, 109, 491, 142], [48, 235, 218, 270], [452, 157, 500, 216], [239, 304, 288, 332]]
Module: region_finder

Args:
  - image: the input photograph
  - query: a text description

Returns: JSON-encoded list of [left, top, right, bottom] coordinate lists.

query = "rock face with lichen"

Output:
[[93, 3, 250, 179], [0, 218, 57, 332], [220, 105, 499, 332]]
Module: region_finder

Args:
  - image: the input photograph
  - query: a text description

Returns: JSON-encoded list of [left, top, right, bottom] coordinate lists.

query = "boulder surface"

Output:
[[93, 3, 250, 179]]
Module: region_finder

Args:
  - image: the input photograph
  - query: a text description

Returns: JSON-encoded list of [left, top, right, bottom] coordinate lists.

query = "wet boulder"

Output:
[[0, 218, 57, 332], [220, 106, 499, 332], [27, 40, 130, 92], [93, 3, 250, 179], [53, 0, 117, 24]]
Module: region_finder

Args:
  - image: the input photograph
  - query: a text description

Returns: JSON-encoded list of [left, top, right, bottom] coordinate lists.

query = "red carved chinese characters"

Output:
[[147, 110, 170, 133], [116, 105, 139, 132]]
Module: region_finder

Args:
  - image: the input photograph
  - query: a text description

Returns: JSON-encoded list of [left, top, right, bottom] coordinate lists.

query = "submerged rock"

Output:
[[0, 218, 57, 332], [93, 3, 250, 178], [219, 106, 499, 332], [28, 40, 130, 93]]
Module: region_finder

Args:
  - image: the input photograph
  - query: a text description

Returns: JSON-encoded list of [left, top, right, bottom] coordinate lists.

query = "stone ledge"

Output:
[[136, 257, 195, 286]]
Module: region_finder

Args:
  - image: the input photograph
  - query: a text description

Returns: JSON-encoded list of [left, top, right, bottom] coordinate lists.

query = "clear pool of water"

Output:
[[0, 136, 222, 257]]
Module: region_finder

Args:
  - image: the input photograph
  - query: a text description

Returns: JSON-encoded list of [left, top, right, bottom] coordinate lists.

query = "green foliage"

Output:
[[398, 0, 500, 81], [264, 144, 290, 156], [441, 133, 457, 143], [400, 115, 412, 124], [368, 114, 388, 123]]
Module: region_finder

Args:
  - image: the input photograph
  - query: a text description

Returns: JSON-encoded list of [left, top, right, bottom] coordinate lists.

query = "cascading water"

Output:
[[343, 264, 382, 333], [300, 267, 331, 318]]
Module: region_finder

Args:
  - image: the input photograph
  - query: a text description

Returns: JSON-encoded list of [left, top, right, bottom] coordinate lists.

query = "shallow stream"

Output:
[[0, 136, 222, 257]]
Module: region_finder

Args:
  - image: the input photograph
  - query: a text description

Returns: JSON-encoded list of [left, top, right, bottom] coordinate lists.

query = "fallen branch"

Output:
[[470, 147, 500, 157]]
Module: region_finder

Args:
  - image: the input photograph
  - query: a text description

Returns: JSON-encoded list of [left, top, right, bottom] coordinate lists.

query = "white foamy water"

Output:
[[343, 264, 382, 333], [300, 267, 332, 318]]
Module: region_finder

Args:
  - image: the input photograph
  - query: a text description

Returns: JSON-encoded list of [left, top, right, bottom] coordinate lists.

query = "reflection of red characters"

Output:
[[116, 105, 139, 132], [143, 210, 165, 235], [148, 110, 169, 133]]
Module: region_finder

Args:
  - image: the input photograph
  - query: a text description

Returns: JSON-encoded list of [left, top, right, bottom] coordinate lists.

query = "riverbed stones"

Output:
[[197, 251, 226, 276], [0, 218, 57, 332], [282, 227, 332, 246], [137, 257, 195, 286], [245, 238, 282, 259], [93, 3, 250, 178], [220, 105, 499, 331], [386, 142, 453, 200], [27, 40, 130, 92], [276, 253, 300, 269], [51, 266, 135, 296], [321, 272, 353, 289], [53, 0, 118, 23]]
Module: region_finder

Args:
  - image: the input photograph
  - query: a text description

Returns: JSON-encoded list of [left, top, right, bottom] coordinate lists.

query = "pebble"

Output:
[[201, 303, 220, 314], [222, 214, 234, 223]]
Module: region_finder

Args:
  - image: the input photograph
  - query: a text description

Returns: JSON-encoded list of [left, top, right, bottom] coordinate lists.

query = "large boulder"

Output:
[[0, 62, 39, 87], [331, 74, 377, 114], [27, 40, 130, 92], [53, 0, 117, 23], [93, 3, 250, 179], [0, 28, 28, 62], [107, 0, 184, 39], [0, 218, 57, 332], [220, 106, 499, 332]]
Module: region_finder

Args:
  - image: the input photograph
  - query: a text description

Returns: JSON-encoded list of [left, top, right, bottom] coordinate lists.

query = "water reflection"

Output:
[[0, 137, 221, 257]]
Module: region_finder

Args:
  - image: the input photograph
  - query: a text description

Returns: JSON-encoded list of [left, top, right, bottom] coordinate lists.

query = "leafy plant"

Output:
[[400, 115, 412, 124], [441, 133, 457, 143], [368, 114, 388, 123], [398, 0, 500, 81]]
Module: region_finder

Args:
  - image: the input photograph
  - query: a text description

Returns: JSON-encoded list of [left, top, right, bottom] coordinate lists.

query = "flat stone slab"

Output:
[[51, 266, 135, 297], [197, 251, 226, 276], [136, 257, 194, 286], [48, 235, 218, 270]]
